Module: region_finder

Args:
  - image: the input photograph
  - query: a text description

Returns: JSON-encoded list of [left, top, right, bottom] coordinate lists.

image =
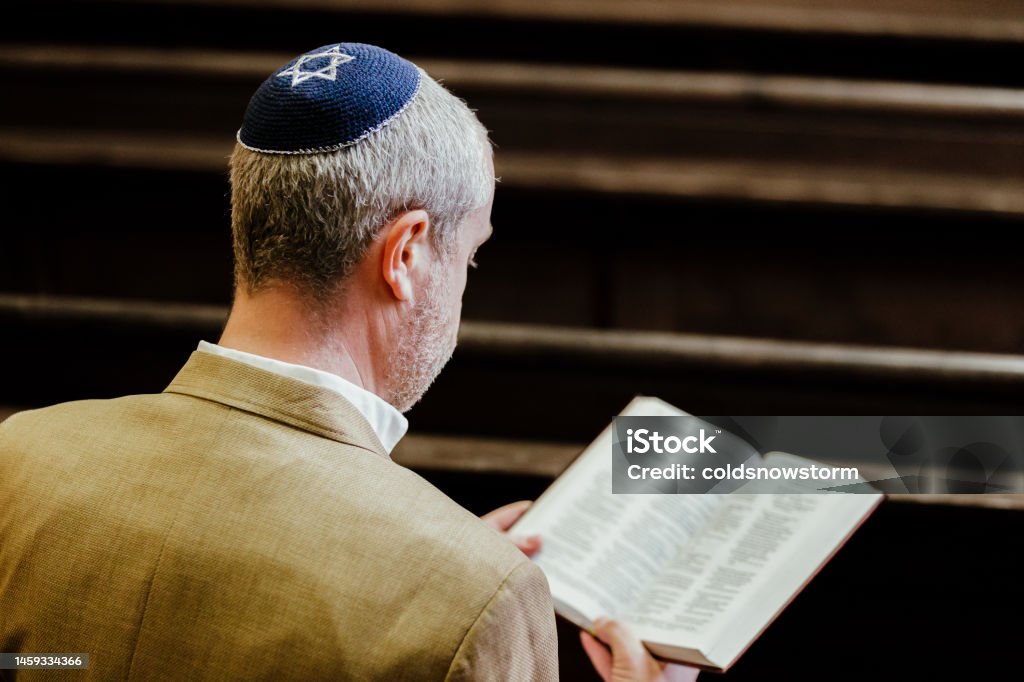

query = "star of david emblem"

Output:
[[277, 46, 355, 86]]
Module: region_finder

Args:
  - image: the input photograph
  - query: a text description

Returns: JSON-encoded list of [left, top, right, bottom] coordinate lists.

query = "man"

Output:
[[0, 43, 694, 681]]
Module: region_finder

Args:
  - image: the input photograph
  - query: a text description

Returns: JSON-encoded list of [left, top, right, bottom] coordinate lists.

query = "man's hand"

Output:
[[581, 618, 700, 682], [480, 500, 542, 557]]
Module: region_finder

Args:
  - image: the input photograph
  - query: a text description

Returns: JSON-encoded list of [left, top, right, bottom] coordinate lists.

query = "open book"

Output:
[[512, 397, 881, 672]]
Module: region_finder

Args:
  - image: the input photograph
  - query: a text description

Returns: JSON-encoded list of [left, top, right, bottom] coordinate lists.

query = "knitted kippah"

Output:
[[237, 43, 422, 154]]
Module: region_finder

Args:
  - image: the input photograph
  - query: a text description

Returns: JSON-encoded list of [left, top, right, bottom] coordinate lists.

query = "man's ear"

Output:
[[381, 209, 432, 301]]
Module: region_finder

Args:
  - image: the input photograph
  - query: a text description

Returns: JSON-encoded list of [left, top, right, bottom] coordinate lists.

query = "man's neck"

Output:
[[217, 285, 382, 396]]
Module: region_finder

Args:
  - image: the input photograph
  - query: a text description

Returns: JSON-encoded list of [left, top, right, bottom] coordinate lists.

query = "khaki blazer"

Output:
[[0, 351, 558, 680]]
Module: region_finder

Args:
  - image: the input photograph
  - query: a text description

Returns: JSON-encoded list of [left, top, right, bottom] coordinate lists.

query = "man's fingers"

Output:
[[591, 617, 650, 673], [509, 534, 542, 557], [579, 630, 613, 682], [585, 617, 702, 682], [480, 500, 533, 531], [480, 501, 540, 555]]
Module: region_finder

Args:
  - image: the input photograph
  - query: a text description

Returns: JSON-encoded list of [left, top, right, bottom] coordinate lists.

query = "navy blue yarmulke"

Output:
[[238, 43, 421, 154]]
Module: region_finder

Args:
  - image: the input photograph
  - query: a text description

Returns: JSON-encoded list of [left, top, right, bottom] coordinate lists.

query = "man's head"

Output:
[[227, 44, 494, 411]]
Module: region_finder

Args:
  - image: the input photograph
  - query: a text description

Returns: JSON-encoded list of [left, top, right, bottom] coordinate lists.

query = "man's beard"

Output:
[[384, 266, 458, 412]]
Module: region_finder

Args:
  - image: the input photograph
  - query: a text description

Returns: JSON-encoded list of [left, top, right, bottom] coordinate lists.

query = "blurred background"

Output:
[[2, 1, 1023, 680]]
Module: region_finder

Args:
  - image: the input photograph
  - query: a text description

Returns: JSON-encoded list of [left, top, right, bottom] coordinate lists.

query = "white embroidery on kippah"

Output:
[[277, 45, 355, 86]]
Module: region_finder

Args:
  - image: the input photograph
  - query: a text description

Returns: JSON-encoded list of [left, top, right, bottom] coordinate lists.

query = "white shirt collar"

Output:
[[196, 341, 408, 455]]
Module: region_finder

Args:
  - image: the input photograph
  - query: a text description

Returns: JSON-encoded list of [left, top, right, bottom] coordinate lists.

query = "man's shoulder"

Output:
[[1, 394, 156, 441], [0, 392, 201, 455]]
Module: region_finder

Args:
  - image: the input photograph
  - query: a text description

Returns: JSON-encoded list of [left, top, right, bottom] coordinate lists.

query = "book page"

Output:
[[628, 495, 820, 639], [513, 397, 726, 624], [629, 491, 879, 668]]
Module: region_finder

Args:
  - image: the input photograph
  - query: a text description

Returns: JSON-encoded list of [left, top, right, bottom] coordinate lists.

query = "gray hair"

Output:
[[229, 70, 494, 302]]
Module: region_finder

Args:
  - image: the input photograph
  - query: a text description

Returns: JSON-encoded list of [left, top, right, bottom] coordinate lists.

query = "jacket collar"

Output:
[[164, 350, 389, 459]]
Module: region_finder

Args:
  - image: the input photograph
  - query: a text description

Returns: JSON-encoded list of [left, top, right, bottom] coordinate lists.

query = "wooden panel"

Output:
[[9, 2, 1024, 88], [100, 0, 1024, 42], [608, 245, 1024, 352]]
